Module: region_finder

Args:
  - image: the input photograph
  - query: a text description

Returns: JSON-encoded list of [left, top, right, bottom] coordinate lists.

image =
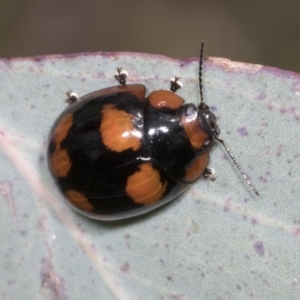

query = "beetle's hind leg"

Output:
[[203, 167, 216, 180], [115, 68, 128, 86], [170, 76, 183, 92], [66, 91, 79, 104]]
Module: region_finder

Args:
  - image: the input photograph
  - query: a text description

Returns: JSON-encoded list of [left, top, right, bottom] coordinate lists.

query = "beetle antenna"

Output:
[[198, 41, 258, 196], [199, 41, 208, 110], [215, 137, 259, 196]]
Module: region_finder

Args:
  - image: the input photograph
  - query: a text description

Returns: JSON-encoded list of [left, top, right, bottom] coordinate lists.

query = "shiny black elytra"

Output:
[[47, 42, 258, 221]]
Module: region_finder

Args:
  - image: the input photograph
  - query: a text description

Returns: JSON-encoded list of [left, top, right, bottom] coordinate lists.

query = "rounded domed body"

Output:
[[48, 84, 213, 220]]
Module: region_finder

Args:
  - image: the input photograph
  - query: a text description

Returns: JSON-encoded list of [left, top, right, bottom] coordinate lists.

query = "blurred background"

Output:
[[0, 0, 300, 72]]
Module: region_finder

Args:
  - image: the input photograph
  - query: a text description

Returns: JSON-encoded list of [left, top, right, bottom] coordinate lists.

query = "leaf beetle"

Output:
[[47, 42, 258, 220]]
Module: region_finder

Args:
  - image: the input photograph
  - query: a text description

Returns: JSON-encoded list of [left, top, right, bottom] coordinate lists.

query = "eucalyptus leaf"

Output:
[[0, 51, 299, 300]]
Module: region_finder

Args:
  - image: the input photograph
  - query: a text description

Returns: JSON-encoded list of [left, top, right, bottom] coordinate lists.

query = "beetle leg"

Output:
[[66, 91, 79, 104], [115, 68, 128, 86], [170, 76, 183, 92], [203, 167, 216, 180]]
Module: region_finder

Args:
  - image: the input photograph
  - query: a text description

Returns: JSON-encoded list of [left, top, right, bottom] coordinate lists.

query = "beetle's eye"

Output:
[[205, 112, 217, 130]]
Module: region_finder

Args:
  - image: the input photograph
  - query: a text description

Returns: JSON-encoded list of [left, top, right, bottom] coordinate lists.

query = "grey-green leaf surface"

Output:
[[0, 51, 299, 300]]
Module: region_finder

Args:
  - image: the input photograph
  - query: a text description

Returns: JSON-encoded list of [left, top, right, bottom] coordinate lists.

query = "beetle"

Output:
[[47, 42, 258, 221]]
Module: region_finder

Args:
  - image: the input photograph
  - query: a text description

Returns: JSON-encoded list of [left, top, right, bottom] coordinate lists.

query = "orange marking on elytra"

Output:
[[148, 90, 184, 109], [53, 113, 73, 145], [64, 189, 94, 212], [51, 148, 71, 177], [50, 113, 73, 177], [184, 152, 209, 182], [180, 113, 208, 150], [126, 163, 167, 205], [100, 104, 141, 152]]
